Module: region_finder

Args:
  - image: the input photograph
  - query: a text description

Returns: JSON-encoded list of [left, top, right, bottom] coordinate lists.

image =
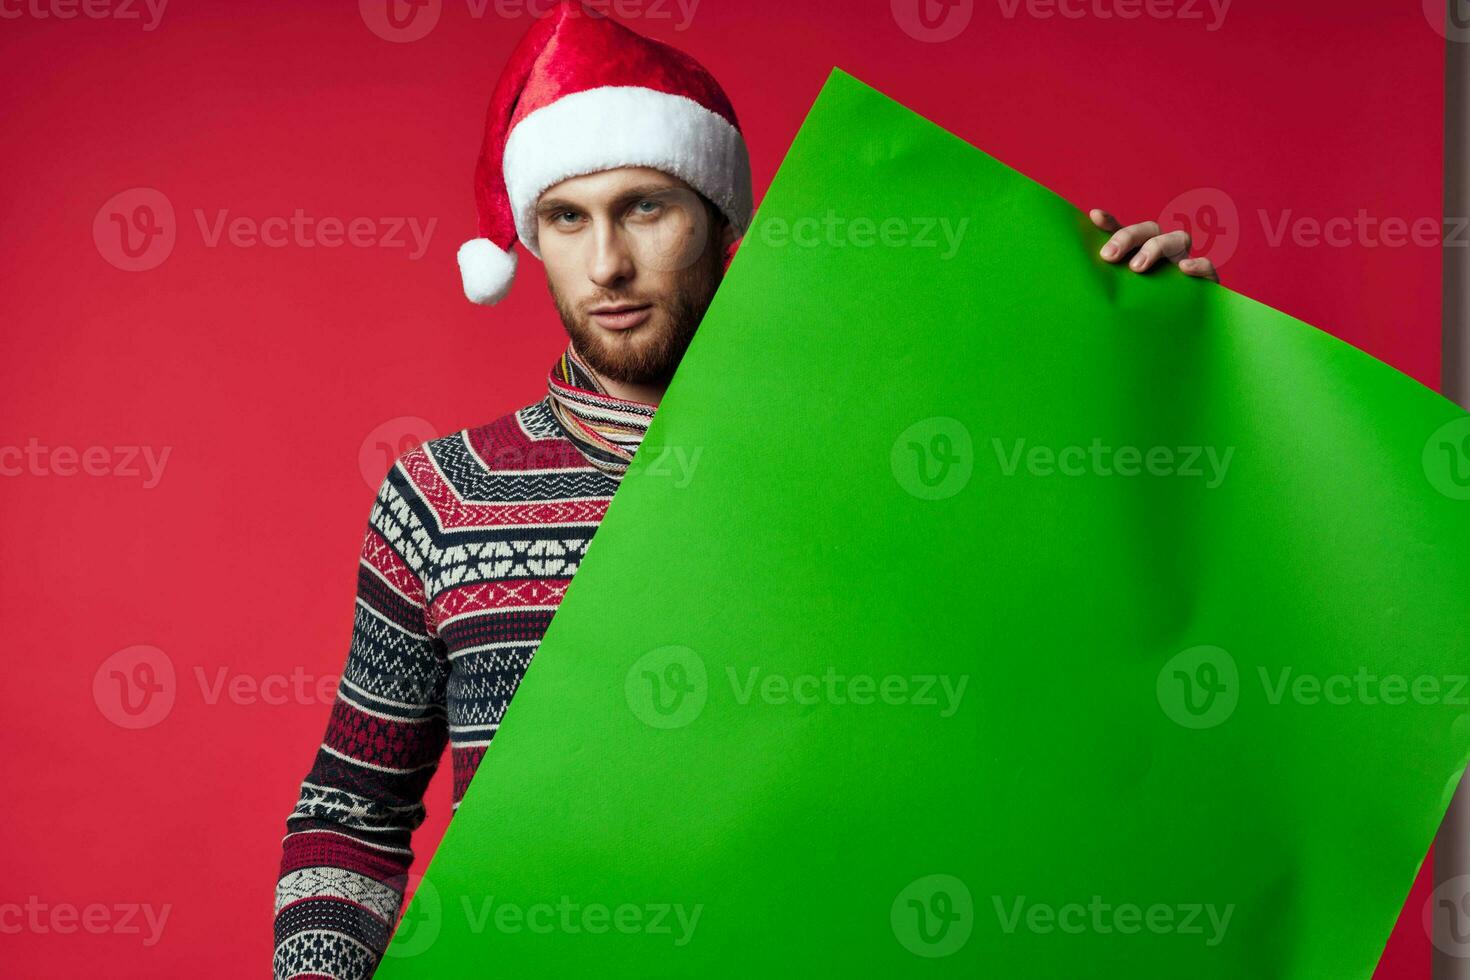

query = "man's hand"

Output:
[[1089, 208, 1220, 283]]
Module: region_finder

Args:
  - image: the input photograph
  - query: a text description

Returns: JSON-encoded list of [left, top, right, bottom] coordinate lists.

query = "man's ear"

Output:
[[719, 218, 738, 253]]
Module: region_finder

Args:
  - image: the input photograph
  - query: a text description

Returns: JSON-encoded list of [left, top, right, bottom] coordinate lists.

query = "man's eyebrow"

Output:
[[534, 197, 580, 218], [534, 184, 681, 219]]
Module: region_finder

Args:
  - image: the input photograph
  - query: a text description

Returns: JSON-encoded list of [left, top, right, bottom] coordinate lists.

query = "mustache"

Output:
[[580, 295, 656, 314]]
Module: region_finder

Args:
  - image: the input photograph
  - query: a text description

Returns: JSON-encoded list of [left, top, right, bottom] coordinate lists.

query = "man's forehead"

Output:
[[537, 166, 692, 205]]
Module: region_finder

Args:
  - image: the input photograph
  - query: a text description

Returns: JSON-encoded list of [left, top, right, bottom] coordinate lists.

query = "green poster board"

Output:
[[376, 68, 1470, 978]]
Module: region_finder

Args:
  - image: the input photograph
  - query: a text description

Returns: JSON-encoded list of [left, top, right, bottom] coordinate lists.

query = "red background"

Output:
[[0, 0, 1449, 975]]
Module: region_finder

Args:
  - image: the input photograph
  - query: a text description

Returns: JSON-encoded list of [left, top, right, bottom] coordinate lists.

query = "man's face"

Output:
[[535, 166, 733, 387]]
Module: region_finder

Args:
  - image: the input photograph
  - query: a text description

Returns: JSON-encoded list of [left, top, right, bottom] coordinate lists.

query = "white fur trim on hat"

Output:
[[502, 85, 752, 258], [457, 237, 518, 305]]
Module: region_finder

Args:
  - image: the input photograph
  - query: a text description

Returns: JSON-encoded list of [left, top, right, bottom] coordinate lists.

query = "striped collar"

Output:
[[546, 343, 658, 479]]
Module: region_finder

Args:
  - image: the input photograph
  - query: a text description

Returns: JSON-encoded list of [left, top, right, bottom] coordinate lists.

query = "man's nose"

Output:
[[587, 225, 636, 289]]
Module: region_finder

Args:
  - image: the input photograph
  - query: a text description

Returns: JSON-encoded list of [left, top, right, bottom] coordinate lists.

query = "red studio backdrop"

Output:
[[0, 0, 1448, 975]]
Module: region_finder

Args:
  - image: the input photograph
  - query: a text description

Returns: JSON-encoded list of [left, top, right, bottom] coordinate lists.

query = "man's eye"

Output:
[[555, 211, 581, 224], [632, 199, 662, 216]]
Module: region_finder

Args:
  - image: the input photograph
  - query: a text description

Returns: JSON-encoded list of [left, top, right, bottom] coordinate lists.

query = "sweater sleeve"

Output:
[[273, 456, 449, 980]]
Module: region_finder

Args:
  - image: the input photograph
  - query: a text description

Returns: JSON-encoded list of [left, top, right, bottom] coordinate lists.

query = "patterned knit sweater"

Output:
[[273, 344, 655, 980]]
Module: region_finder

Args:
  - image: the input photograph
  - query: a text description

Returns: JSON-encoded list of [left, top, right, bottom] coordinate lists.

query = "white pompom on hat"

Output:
[[458, 0, 754, 305]]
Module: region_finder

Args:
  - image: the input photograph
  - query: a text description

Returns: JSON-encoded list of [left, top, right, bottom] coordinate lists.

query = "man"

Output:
[[271, 2, 1218, 976]]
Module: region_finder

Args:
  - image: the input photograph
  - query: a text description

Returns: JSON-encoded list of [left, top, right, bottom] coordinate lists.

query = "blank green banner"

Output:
[[375, 68, 1470, 979]]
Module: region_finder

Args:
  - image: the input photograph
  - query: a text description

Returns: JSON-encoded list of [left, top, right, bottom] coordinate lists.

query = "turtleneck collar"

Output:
[[546, 343, 659, 480]]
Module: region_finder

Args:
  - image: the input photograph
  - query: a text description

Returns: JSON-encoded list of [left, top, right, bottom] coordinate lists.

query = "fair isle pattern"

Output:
[[275, 867, 402, 922], [274, 343, 653, 980], [273, 931, 378, 980], [547, 344, 658, 477]]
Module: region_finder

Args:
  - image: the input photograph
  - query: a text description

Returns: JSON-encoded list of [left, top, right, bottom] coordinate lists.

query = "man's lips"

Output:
[[587, 303, 653, 331]]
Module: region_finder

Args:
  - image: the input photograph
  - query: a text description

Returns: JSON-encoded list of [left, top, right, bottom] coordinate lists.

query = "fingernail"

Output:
[[1102, 244, 1116, 259], [1131, 256, 1145, 270]]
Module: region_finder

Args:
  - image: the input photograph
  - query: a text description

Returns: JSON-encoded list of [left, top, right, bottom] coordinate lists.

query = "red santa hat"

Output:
[[457, 0, 754, 305]]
